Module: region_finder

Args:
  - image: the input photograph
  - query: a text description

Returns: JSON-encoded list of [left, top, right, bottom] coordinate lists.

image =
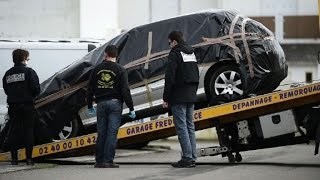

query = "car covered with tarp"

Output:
[[0, 9, 287, 150]]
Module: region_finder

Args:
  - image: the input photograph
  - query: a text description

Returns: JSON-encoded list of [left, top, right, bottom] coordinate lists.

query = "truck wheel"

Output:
[[235, 152, 242, 162]]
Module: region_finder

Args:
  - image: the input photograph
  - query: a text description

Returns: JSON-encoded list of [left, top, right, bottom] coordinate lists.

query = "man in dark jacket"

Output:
[[2, 49, 40, 165], [163, 31, 200, 168], [87, 45, 136, 168]]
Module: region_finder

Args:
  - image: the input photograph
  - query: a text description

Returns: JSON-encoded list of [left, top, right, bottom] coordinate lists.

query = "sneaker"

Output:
[[191, 160, 196, 167], [26, 159, 34, 166], [94, 163, 106, 168], [11, 159, 18, 165], [171, 160, 193, 168], [105, 162, 119, 168]]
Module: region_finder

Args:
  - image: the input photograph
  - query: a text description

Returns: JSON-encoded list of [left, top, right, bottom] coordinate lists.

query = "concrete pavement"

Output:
[[0, 140, 319, 180]]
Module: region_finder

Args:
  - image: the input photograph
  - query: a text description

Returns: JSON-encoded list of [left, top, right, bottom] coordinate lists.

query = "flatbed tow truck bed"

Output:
[[1, 82, 319, 162]]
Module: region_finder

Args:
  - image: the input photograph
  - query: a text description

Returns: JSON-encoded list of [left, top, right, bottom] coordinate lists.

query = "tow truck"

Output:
[[0, 81, 319, 163]]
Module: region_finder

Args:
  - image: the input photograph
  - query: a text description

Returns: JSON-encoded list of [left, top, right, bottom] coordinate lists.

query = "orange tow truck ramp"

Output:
[[1, 82, 320, 162]]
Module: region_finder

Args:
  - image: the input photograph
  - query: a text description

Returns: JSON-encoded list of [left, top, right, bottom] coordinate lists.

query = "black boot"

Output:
[[11, 159, 18, 165], [171, 159, 193, 168], [11, 150, 18, 165], [26, 159, 34, 165]]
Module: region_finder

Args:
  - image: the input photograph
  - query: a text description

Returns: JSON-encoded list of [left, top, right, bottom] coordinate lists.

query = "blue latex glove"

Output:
[[129, 111, 136, 119], [88, 108, 96, 115]]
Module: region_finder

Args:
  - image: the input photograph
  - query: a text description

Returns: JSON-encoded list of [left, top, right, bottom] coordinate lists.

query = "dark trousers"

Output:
[[95, 99, 122, 163], [171, 103, 197, 162], [8, 104, 35, 160]]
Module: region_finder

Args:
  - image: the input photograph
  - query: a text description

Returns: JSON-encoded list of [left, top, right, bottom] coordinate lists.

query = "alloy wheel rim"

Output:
[[53, 121, 73, 141], [214, 70, 243, 96]]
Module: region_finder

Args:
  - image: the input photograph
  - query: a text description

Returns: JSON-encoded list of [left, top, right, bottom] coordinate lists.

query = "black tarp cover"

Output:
[[33, 9, 287, 141]]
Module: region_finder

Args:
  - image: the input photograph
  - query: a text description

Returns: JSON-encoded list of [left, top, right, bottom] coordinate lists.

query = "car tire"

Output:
[[208, 65, 244, 105], [53, 117, 80, 141]]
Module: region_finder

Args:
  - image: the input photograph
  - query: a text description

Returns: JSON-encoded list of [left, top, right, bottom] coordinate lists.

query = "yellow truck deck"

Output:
[[1, 82, 319, 161]]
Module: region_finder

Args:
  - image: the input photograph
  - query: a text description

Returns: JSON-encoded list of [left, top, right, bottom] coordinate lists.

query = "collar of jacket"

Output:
[[14, 63, 26, 67], [172, 42, 185, 50]]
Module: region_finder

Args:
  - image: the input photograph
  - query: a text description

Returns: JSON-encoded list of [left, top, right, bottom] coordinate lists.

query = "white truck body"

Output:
[[0, 40, 102, 126]]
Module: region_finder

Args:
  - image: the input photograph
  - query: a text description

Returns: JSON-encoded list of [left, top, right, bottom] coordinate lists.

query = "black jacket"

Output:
[[2, 64, 40, 104], [163, 42, 200, 104], [87, 60, 134, 111]]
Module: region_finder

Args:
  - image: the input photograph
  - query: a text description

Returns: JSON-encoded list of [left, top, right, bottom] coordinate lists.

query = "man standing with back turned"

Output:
[[163, 31, 200, 168], [87, 45, 136, 168], [2, 49, 40, 165]]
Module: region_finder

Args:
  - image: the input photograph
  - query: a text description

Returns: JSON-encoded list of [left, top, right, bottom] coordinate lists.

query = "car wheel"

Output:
[[53, 117, 79, 142], [208, 65, 244, 104]]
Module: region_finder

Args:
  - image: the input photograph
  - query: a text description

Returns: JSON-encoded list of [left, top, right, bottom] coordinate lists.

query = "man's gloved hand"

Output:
[[129, 111, 136, 119], [88, 108, 96, 115]]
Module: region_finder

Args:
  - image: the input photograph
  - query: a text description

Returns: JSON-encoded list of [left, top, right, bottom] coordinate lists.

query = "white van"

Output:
[[0, 39, 102, 129]]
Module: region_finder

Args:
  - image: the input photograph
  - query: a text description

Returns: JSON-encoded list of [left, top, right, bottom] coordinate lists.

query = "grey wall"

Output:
[[118, 0, 150, 31], [118, 0, 219, 31], [0, 0, 80, 38]]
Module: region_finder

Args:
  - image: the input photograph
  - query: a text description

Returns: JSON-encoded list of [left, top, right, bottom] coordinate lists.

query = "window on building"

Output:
[[284, 16, 320, 39], [305, 72, 313, 83], [250, 16, 275, 34]]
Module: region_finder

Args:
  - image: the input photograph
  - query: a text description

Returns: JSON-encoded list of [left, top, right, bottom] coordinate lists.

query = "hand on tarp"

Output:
[[129, 111, 136, 119], [87, 108, 96, 116]]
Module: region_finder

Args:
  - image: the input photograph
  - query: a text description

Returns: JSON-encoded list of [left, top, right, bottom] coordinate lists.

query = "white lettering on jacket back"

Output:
[[6, 73, 25, 83], [181, 52, 197, 63]]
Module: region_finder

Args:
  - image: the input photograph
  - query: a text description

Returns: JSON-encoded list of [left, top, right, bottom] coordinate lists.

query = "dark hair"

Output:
[[104, 45, 118, 58], [12, 49, 29, 65], [168, 31, 184, 44]]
